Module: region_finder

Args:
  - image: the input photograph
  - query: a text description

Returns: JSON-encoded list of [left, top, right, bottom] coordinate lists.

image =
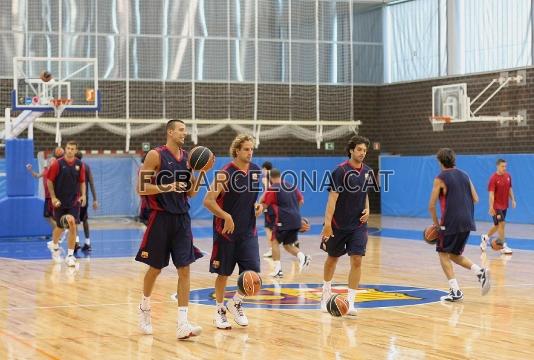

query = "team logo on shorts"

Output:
[[141, 251, 149, 258], [189, 283, 447, 310]]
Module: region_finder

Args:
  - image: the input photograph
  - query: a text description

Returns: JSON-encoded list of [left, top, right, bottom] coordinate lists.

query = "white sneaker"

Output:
[[478, 268, 491, 296], [270, 269, 283, 278], [138, 305, 153, 334], [320, 289, 332, 313], [263, 248, 272, 258], [65, 255, 76, 267], [480, 234, 489, 251], [214, 307, 232, 329], [47, 240, 56, 250], [299, 255, 311, 270], [177, 322, 202, 340], [226, 298, 248, 327], [347, 307, 358, 316], [501, 244, 513, 255], [51, 249, 62, 263]]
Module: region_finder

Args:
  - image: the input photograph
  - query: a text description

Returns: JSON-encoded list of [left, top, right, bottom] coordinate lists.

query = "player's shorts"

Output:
[[264, 212, 275, 230], [436, 231, 470, 255], [320, 225, 368, 257], [272, 228, 299, 245], [210, 232, 260, 276], [43, 198, 53, 218], [139, 207, 151, 225], [53, 206, 80, 228], [492, 209, 507, 225], [135, 211, 197, 269], [79, 205, 89, 222]]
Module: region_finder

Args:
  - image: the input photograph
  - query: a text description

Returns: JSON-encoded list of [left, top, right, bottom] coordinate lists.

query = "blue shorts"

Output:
[[135, 211, 197, 269], [273, 228, 299, 245], [43, 198, 53, 218], [437, 231, 470, 255], [320, 225, 368, 257], [264, 212, 275, 230], [53, 206, 80, 227], [492, 209, 507, 225], [210, 232, 260, 276]]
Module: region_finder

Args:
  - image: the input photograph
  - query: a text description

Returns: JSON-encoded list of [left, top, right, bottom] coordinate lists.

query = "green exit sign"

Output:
[[325, 142, 335, 151], [142, 142, 151, 152]]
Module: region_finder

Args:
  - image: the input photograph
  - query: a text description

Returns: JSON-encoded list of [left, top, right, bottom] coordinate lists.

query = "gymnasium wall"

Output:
[[2, 67, 534, 215], [381, 154, 534, 224]]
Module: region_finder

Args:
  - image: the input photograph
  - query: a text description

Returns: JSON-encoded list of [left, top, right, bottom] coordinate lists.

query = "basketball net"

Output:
[[50, 98, 72, 118]]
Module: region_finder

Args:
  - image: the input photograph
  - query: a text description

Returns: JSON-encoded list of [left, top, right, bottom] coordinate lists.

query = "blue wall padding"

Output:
[[6, 139, 35, 196], [0, 197, 51, 237], [380, 154, 534, 224]]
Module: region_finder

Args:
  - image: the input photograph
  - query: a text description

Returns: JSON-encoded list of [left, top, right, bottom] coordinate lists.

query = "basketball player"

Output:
[[320, 136, 373, 316], [261, 168, 311, 278], [260, 161, 275, 258], [480, 159, 515, 255], [203, 134, 263, 329], [428, 148, 490, 302], [75, 152, 99, 252], [26, 148, 64, 232], [136, 119, 204, 340], [47, 141, 86, 267]]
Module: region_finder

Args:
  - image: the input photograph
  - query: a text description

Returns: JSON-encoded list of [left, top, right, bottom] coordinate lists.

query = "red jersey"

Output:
[[488, 172, 512, 210]]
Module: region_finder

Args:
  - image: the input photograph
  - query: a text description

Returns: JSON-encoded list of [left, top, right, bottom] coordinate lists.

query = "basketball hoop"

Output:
[[430, 115, 452, 124], [50, 98, 73, 118]]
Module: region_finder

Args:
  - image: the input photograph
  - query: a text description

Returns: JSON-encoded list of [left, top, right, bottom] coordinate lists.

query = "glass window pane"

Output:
[[63, 0, 96, 33], [354, 44, 383, 84], [130, 36, 163, 80], [164, 37, 192, 81], [464, 0, 531, 73], [353, 4, 382, 43], [97, 35, 127, 79], [27, 0, 59, 32], [291, 42, 316, 83], [320, 43, 351, 84], [291, 0, 316, 41], [258, 40, 288, 82], [195, 39, 228, 81], [230, 40, 255, 81], [258, 0, 288, 40], [195, 0, 228, 37], [230, 0, 255, 39], [97, 0, 123, 34], [319, 0, 350, 42]]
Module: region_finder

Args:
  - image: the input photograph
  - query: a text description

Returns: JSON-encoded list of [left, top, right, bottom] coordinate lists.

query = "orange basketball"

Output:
[[326, 294, 349, 317], [423, 225, 439, 244], [237, 270, 262, 296], [491, 239, 504, 251], [188, 146, 215, 171]]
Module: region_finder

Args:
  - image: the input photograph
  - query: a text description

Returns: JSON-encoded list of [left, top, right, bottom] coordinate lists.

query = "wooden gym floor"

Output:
[[0, 215, 533, 360]]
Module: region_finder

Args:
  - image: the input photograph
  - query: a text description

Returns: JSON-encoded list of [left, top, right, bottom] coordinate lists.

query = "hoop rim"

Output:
[[430, 115, 452, 124]]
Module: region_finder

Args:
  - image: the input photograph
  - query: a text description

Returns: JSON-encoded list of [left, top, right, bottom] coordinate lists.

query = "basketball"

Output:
[[59, 215, 70, 229], [423, 225, 439, 244], [299, 217, 311, 232], [40, 70, 53, 82], [188, 146, 215, 171], [326, 294, 349, 317], [491, 239, 504, 251], [237, 270, 262, 296]]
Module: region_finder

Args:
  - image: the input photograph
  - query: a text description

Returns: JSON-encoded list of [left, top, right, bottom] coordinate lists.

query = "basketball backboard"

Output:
[[432, 83, 469, 122], [11, 57, 101, 112]]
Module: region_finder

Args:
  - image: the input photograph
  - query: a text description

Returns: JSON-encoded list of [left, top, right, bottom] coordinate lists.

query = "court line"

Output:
[[384, 307, 534, 340]]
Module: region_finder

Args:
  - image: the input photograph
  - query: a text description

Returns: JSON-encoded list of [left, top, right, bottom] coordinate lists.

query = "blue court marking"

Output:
[[189, 283, 447, 310], [372, 228, 534, 251]]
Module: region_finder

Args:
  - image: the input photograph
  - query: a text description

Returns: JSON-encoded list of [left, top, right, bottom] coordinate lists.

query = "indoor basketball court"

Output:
[[1, 1, 534, 359]]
